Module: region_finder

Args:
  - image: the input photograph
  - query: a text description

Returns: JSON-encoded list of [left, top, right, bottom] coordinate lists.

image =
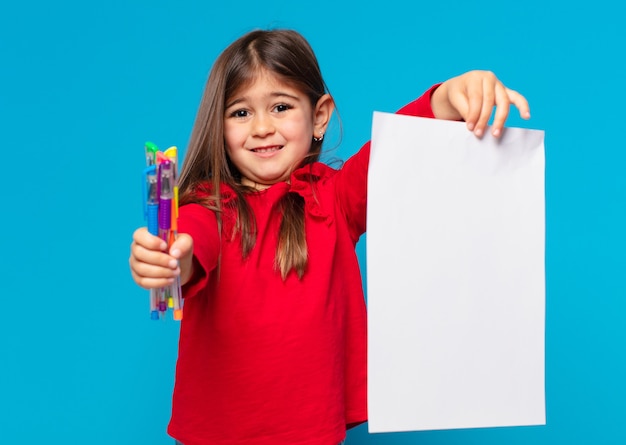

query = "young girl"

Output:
[[129, 29, 530, 445]]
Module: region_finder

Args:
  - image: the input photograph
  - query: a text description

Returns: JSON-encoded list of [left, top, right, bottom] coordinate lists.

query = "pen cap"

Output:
[[145, 141, 159, 166], [164, 146, 178, 173], [163, 146, 177, 161]]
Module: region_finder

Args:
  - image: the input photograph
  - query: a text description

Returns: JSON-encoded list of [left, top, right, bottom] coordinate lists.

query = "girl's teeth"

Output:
[[255, 147, 280, 153]]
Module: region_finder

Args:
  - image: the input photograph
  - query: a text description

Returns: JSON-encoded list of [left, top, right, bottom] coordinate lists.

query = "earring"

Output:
[[313, 133, 324, 142]]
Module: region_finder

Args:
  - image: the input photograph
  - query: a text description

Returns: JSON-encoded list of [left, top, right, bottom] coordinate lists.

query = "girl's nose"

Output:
[[251, 113, 275, 137]]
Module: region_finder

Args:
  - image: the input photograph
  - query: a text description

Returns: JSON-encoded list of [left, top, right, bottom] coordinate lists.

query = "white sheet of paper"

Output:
[[367, 112, 545, 433]]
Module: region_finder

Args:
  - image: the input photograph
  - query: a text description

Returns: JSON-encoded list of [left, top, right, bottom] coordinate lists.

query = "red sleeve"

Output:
[[396, 83, 440, 118], [335, 143, 370, 243], [177, 203, 220, 299], [334, 83, 440, 241]]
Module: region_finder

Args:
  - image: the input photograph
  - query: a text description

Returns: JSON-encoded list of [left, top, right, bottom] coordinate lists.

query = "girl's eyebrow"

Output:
[[269, 91, 301, 101], [225, 91, 302, 109]]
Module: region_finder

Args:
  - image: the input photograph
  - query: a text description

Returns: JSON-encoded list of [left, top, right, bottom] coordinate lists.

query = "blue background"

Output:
[[2, 0, 624, 443]]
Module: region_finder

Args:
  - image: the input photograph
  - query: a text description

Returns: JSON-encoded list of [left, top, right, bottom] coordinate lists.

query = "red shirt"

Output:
[[168, 88, 437, 445]]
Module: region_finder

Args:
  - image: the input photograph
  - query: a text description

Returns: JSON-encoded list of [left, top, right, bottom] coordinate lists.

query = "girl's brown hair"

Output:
[[178, 29, 330, 279]]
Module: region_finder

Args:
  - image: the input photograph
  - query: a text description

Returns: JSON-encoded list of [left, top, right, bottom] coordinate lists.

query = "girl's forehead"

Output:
[[229, 69, 300, 97]]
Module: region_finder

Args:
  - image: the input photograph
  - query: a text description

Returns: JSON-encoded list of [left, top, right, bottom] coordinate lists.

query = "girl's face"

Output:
[[224, 70, 333, 190]]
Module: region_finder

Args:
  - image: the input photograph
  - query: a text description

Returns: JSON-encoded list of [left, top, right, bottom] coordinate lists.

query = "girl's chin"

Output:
[[241, 176, 287, 190]]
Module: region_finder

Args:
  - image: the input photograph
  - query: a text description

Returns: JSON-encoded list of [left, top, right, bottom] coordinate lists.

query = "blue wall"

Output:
[[2, 1, 624, 443]]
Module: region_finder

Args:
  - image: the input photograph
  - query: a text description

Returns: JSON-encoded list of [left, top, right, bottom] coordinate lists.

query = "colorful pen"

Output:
[[158, 159, 174, 314], [163, 146, 183, 321], [142, 141, 183, 321], [143, 163, 160, 320]]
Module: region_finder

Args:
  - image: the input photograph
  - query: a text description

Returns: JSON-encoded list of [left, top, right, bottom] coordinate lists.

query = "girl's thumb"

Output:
[[169, 233, 193, 259]]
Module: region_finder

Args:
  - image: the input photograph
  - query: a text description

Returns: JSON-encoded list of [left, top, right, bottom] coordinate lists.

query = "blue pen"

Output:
[[143, 143, 160, 320]]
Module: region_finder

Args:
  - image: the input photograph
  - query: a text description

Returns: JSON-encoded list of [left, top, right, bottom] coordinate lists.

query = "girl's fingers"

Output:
[[455, 71, 530, 138], [439, 70, 530, 138], [130, 247, 179, 272], [131, 242, 178, 269], [491, 87, 530, 137], [129, 252, 180, 289], [129, 229, 182, 289], [464, 74, 484, 131], [473, 75, 498, 137], [129, 228, 194, 290], [490, 82, 512, 137], [130, 267, 177, 290], [508, 88, 531, 120], [133, 227, 168, 251], [463, 71, 494, 134]]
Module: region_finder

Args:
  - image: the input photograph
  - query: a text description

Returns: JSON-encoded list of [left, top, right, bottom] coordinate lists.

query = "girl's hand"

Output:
[[431, 70, 530, 138], [129, 228, 194, 289]]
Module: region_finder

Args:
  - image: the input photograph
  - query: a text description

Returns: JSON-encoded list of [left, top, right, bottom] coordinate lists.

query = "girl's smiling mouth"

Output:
[[251, 145, 283, 154]]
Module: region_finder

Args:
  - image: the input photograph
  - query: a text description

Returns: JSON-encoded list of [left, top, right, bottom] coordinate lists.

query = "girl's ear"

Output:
[[313, 94, 335, 135]]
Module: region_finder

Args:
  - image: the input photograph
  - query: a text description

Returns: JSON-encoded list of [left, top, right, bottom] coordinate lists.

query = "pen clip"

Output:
[[158, 161, 174, 232], [163, 146, 179, 224], [142, 165, 157, 219]]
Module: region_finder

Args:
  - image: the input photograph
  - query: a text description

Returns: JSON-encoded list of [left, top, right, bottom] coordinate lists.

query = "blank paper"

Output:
[[367, 112, 545, 433]]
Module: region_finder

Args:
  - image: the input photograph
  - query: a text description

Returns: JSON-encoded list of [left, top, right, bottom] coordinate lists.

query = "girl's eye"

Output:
[[230, 109, 249, 118], [274, 104, 291, 113]]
